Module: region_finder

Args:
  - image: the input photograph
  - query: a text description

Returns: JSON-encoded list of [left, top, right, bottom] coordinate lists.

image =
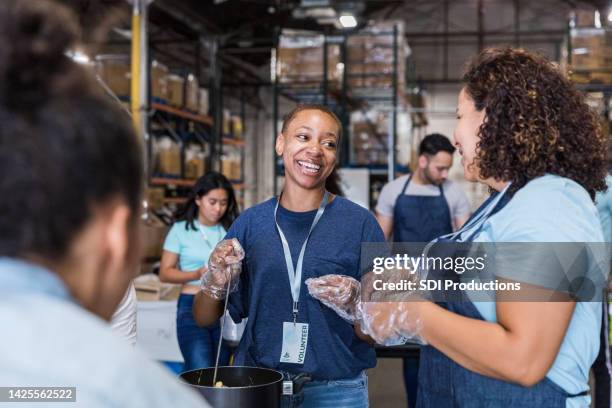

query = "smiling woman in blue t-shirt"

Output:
[[193, 105, 385, 408], [160, 172, 239, 371]]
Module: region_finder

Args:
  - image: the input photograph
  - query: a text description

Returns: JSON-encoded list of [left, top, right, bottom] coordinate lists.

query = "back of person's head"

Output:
[[174, 171, 239, 230], [418, 133, 455, 157], [0, 0, 143, 316], [462, 47, 607, 198]]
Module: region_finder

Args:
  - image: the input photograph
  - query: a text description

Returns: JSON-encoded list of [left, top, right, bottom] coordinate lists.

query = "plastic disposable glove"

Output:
[[306, 274, 361, 322], [200, 238, 245, 300], [358, 296, 426, 346]]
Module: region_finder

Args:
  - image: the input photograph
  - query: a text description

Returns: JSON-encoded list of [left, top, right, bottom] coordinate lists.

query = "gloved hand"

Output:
[[200, 238, 245, 300], [306, 274, 361, 322], [358, 296, 426, 346]]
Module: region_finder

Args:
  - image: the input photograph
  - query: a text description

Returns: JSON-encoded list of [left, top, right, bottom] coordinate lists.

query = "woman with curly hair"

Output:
[[310, 48, 609, 407]]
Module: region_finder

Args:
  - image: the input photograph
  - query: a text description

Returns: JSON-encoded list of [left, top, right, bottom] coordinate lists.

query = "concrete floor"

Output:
[[368, 358, 408, 408]]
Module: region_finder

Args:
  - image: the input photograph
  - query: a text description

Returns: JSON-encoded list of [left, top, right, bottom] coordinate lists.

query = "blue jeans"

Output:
[[403, 354, 419, 408], [176, 294, 229, 372], [281, 371, 369, 408]]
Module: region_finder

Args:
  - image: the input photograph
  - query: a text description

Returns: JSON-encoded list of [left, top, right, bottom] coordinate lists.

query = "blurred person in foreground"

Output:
[[0, 1, 208, 406]]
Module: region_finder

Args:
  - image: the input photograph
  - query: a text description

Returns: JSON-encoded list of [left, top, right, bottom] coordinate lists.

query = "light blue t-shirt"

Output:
[[595, 174, 612, 243], [0, 258, 209, 408], [163, 220, 226, 285], [472, 175, 605, 408]]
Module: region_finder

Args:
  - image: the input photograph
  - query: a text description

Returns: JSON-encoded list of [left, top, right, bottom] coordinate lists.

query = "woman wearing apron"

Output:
[[160, 172, 239, 371], [312, 48, 609, 407], [193, 105, 385, 407]]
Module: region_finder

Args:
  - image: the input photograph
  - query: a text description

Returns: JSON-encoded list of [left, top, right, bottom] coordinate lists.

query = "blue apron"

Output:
[[417, 189, 588, 407], [392, 175, 453, 243], [392, 175, 453, 408]]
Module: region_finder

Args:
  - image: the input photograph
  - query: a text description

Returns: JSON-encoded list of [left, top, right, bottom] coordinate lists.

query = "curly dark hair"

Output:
[[462, 47, 607, 199]]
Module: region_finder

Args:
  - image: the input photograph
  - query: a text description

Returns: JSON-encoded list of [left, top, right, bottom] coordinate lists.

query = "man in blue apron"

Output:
[[375, 133, 470, 407]]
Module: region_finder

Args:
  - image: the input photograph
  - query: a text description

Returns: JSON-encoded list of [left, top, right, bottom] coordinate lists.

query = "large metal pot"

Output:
[[180, 366, 283, 408]]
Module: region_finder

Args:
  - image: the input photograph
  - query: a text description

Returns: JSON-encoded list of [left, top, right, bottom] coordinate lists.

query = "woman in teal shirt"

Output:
[[160, 172, 239, 371]]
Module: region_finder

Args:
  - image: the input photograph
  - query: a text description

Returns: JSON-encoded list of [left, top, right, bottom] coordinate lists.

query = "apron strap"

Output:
[[400, 174, 412, 195]]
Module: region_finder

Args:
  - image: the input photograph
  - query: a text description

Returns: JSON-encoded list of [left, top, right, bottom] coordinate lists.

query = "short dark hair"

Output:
[[0, 0, 143, 260], [281, 104, 343, 142], [418, 133, 456, 156], [173, 171, 239, 231]]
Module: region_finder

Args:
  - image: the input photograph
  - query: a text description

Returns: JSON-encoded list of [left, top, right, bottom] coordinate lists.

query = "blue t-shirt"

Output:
[[225, 196, 385, 380], [473, 175, 605, 408], [163, 220, 226, 285]]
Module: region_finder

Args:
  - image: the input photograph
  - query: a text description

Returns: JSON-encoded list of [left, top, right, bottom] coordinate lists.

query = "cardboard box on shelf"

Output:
[[167, 74, 185, 107], [571, 9, 597, 27], [95, 55, 130, 97], [231, 160, 242, 181], [141, 212, 169, 260], [198, 87, 209, 116], [570, 29, 612, 71], [184, 144, 207, 179], [231, 115, 243, 139], [185, 74, 199, 112], [154, 136, 181, 176], [145, 187, 165, 211], [151, 60, 168, 100], [277, 32, 342, 84], [221, 157, 233, 180]]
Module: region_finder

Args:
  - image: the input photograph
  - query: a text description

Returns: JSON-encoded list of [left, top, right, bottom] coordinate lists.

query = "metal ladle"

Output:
[[196, 266, 233, 387], [212, 271, 232, 386]]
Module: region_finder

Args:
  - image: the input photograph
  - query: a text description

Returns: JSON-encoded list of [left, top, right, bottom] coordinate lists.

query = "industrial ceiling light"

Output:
[[339, 14, 357, 28], [66, 50, 90, 64]]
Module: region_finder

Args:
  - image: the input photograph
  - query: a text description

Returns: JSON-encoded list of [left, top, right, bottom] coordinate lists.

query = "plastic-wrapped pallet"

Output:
[[276, 29, 342, 85]]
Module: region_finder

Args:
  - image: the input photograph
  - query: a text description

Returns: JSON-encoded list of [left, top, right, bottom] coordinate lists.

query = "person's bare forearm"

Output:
[[193, 291, 224, 327]]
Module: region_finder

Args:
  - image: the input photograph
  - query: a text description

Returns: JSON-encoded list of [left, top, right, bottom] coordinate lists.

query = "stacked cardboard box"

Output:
[[95, 55, 131, 97], [145, 187, 165, 212], [184, 143, 207, 179], [231, 115, 243, 139], [221, 147, 242, 181], [153, 136, 181, 176], [151, 60, 168, 101], [167, 74, 185, 107], [185, 74, 199, 112], [346, 21, 406, 91], [141, 212, 169, 260], [277, 31, 342, 85], [96, 56, 171, 100], [350, 111, 389, 166], [569, 28, 612, 84]]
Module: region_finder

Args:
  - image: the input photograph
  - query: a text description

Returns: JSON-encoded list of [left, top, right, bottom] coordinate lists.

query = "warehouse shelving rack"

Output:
[[271, 24, 403, 206]]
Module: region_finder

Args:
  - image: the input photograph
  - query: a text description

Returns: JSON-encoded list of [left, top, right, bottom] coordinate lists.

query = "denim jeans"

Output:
[[281, 371, 368, 408], [403, 354, 419, 408], [176, 294, 229, 372]]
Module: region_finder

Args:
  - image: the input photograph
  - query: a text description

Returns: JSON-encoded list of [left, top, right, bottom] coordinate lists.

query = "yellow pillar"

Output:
[[130, 3, 142, 134]]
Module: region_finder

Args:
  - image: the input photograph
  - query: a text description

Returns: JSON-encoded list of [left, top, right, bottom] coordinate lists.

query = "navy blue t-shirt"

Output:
[[225, 196, 385, 380]]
